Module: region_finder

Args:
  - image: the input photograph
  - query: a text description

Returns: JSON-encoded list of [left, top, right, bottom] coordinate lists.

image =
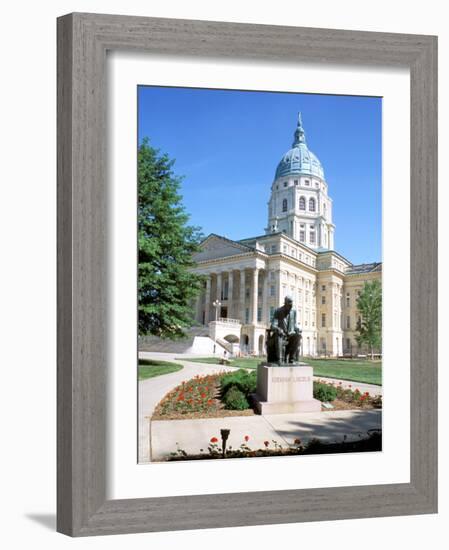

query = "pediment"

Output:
[[193, 234, 251, 262]]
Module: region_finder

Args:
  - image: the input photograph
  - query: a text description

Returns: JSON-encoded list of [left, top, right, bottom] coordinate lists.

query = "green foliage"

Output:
[[355, 280, 382, 358], [313, 381, 338, 402], [220, 369, 257, 397], [138, 360, 183, 380], [219, 370, 256, 411], [222, 386, 249, 410], [138, 138, 204, 339]]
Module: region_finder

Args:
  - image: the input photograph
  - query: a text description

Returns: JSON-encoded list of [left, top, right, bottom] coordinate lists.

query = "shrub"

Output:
[[222, 386, 249, 410], [220, 369, 256, 397], [313, 381, 337, 402]]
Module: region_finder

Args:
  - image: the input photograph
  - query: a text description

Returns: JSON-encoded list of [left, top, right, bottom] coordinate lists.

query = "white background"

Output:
[[0, 0, 446, 548]]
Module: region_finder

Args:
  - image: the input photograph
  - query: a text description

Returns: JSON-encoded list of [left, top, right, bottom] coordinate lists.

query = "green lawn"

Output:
[[179, 356, 381, 385], [138, 359, 183, 381], [177, 356, 261, 370], [306, 359, 382, 386]]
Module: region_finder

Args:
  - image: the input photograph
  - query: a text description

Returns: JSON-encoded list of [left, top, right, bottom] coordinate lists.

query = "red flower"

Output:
[[210, 437, 218, 443], [207, 399, 213, 405], [264, 441, 269, 447], [201, 393, 206, 398], [244, 435, 249, 442]]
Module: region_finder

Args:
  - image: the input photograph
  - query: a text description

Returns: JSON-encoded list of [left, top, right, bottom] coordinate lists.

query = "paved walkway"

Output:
[[138, 352, 383, 463], [138, 352, 236, 462], [150, 410, 382, 461]]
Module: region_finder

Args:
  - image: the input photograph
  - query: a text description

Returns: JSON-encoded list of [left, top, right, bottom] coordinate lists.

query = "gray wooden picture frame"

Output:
[[57, 12, 438, 537]]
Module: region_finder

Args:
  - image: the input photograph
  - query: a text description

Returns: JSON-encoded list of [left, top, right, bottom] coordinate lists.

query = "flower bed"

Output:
[[152, 372, 256, 420], [314, 379, 382, 410], [153, 372, 382, 420], [167, 431, 382, 461]]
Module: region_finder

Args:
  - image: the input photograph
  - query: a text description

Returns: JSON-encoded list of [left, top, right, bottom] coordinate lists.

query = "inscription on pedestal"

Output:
[[253, 362, 322, 414]]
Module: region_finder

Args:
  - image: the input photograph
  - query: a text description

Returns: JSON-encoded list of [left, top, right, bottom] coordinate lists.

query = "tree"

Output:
[[138, 138, 204, 339], [355, 280, 382, 359]]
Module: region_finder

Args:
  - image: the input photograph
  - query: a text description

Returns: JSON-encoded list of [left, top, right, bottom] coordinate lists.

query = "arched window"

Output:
[[299, 196, 306, 210], [309, 197, 316, 212], [282, 198, 288, 212]]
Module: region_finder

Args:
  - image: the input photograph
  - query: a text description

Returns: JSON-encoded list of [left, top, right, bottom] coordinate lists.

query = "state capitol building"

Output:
[[190, 114, 381, 357]]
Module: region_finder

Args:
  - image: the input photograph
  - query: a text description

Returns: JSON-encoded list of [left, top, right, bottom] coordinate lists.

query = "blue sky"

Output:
[[138, 86, 382, 264]]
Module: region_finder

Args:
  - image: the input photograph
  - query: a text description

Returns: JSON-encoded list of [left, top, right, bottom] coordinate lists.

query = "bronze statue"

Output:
[[266, 296, 302, 365]]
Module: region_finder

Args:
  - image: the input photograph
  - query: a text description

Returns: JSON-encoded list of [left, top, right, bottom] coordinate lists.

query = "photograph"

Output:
[[137, 86, 383, 463]]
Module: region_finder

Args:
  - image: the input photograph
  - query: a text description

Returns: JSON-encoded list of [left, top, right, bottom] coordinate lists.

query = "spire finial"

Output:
[[292, 112, 306, 146]]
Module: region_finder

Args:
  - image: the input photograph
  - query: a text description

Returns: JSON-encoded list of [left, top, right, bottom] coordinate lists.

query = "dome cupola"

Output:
[[275, 113, 324, 180]]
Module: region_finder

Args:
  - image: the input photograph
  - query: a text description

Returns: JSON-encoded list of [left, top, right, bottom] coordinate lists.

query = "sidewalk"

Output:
[[149, 409, 382, 462]]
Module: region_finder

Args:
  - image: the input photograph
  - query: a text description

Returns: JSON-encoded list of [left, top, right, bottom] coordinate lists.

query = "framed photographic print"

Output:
[[57, 12, 437, 536]]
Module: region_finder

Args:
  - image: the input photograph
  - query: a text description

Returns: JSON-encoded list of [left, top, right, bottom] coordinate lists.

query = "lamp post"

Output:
[[212, 299, 221, 354]]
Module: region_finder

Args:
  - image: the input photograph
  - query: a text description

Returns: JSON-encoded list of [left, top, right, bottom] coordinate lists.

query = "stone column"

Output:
[[204, 275, 211, 324], [239, 269, 246, 323], [252, 268, 259, 325], [216, 272, 222, 302], [228, 270, 234, 318], [275, 269, 281, 307], [263, 270, 269, 325]]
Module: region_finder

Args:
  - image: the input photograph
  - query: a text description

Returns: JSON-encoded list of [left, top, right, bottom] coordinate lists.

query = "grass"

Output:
[[138, 359, 183, 380], [177, 356, 261, 370], [178, 356, 382, 385], [306, 359, 382, 386]]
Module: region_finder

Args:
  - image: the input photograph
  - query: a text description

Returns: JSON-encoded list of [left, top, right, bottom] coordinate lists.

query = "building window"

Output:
[[271, 245, 277, 253], [321, 295, 326, 305], [321, 313, 326, 327], [257, 307, 262, 322], [315, 181, 319, 188], [305, 179, 310, 186], [245, 308, 250, 324], [346, 294, 350, 307], [269, 306, 275, 321], [322, 285, 326, 291], [270, 285, 275, 297], [284, 181, 288, 187], [282, 198, 288, 212], [346, 316, 350, 329], [245, 287, 250, 299], [294, 179, 298, 185], [309, 197, 316, 212], [309, 231, 316, 244], [299, 230, 305, 242], [299, 196, 306, 210], [283, 244, 287, 253]]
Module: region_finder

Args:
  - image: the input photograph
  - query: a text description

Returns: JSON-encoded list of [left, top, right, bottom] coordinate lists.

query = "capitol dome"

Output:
[[275, 114, 325, 180]]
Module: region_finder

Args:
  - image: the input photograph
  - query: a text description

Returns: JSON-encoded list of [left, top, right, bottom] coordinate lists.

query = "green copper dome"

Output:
[[275, 113, 324, 180]]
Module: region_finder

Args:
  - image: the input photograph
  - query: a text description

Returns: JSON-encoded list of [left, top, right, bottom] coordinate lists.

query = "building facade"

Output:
[[190, 114, 381, 357]]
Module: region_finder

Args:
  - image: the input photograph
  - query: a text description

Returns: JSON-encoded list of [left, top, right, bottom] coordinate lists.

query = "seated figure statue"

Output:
[[266, 296, 302, 365]]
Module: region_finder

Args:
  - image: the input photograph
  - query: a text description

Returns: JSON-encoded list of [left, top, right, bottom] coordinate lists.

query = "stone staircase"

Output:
[[139, 325, 223, 354]]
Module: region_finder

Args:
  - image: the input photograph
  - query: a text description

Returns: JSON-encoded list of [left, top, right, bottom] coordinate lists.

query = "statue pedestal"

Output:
[[253, 362, 322, 415]]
